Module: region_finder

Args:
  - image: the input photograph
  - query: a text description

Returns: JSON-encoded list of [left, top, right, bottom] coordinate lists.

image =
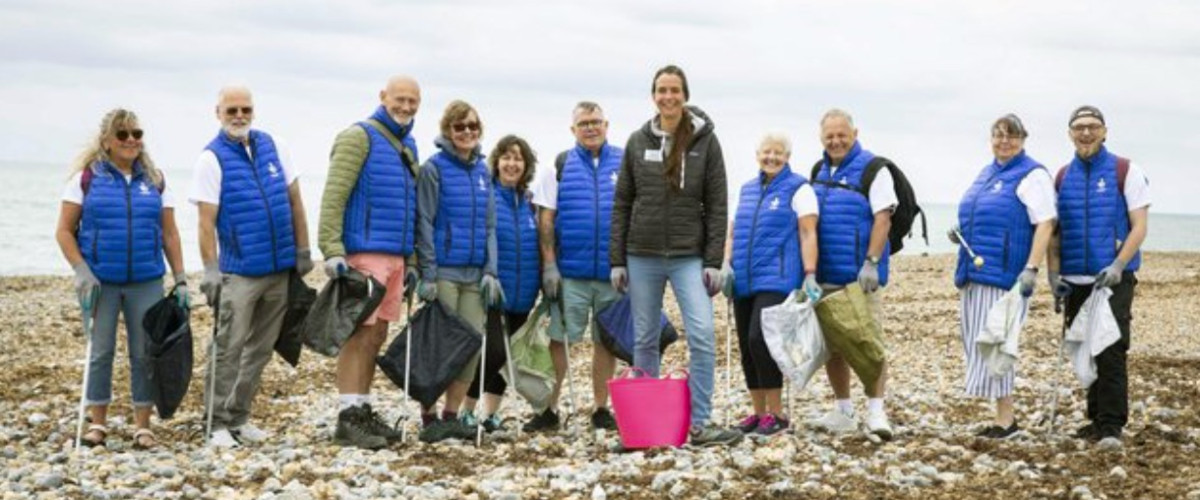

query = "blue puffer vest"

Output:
[[343, 113, 418, 256], [496, 182, 540, 313], [556, 143, 622, 280], [812, 142, 890, 286], [731, 165, 806, 298], [432, 150, 490, 268], [78, 162, 165, 284], [1058, 146, 1141, 275], [208, 130, 297, 276], [954, 151, 1045, 289]]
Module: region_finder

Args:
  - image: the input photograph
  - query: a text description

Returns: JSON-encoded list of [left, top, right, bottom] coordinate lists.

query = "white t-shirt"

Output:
[[189, 137, 298, 206], [1015, 168, 1058, 224], [1062, 161, 1151, 284], [61, 170, 176, 208], [828, 164, 898, 214], [530, 152, 603, 210], [792, 183, 819, 217]]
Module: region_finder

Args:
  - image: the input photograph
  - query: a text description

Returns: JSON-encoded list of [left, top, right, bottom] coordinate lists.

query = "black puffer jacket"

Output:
[[610, 105, 727, 269]]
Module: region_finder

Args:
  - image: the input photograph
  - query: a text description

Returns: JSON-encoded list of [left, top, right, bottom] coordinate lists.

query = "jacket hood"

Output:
[[639, 104, 715, 142]]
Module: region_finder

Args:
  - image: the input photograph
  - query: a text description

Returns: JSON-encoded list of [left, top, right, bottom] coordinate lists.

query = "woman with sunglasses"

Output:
[[610, 65, 741, 447], [413, 100, 501, 443], [949, 113, 1056, 439], [55, 109, 188, 450]]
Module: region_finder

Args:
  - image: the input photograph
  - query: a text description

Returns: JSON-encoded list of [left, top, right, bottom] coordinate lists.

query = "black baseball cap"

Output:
[[1069, 105, 1105, 126]]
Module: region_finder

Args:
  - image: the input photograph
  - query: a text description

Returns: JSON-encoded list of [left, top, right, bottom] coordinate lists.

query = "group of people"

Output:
[[56, 64, 1148, 453]]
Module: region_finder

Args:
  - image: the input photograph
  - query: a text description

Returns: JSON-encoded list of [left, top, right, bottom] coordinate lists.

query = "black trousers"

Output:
[[467, 309, 529, 399], [733, 292, 787, 390], [1064, 271, 1137, 433]]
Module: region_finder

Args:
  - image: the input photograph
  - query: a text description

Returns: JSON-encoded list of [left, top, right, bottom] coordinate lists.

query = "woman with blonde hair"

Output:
[[55, 108, 188, 450]]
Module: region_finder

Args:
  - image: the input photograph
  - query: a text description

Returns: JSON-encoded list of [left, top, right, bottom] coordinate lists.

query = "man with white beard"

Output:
[[192, 86, 313, 448]]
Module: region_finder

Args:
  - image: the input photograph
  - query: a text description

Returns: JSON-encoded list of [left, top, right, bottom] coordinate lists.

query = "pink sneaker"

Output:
[[735, 414, 761, 434]]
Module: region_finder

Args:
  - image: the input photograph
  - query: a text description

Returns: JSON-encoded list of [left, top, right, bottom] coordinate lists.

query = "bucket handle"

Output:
[[615, 366, 689, 380]]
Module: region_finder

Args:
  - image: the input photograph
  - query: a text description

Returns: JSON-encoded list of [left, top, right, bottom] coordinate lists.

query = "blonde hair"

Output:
[[758, 132, 792, 155], [70, 108, 162, 188]]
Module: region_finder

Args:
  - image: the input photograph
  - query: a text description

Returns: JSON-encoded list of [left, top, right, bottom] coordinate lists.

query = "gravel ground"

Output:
[[1, 253, 1198, 499]]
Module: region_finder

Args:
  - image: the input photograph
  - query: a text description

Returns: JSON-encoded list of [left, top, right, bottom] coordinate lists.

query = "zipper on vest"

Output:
[[1084, 167, 1091, 272], [124, 179, 133, 283], [401, 169, 410, 252], [247, 148, 280, 272], [966, 167, 1000, 275], [512, 192, 521, 309], [364, 176, 372, 242], [92, 228, 99, 264], [1002, 232, 1010, 274], [470, 172, 478, 265], [593, 165, 600, 279], [745, 179, 772, 292]]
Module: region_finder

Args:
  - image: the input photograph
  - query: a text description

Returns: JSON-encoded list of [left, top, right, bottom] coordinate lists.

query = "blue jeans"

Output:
[[627, 256, 715, 426], [87, 278, 163, 407]]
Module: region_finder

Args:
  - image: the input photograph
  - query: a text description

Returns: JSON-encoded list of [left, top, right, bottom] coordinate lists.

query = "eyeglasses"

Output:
[[575, 119, 604, 130], [114, 129, 144, 141], [224, 106, 254, 116], [451, 122, 481, 133], [991, 133, 1023, 142], [1070, 123, 1104, 134]]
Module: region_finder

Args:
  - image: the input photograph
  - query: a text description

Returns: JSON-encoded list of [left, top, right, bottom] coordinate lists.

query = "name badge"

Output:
[[643, 149, 663, 162]]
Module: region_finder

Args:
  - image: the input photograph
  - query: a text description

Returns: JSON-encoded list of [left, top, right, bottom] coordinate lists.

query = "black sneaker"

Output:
[[591, 408, 617, 431], [522, 408, 560, 433], [1073, 423, 1101, 442], [989, 420, 1020, 439], [334, 406, 388, 450], [360, 404, 403, 444], [975, 425, 1001, 438], [418, 419, 460, 443]]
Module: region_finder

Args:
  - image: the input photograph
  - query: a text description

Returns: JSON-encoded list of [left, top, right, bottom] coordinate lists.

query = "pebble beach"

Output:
[[1, 252, 1197, 499]]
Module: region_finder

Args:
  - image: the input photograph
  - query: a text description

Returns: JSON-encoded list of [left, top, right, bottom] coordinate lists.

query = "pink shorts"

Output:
[[346, 253, 407, 325]]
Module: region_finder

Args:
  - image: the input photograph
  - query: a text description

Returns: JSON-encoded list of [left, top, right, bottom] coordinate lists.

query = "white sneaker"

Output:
[[865, 408, 893, 440], [209, 429, 240, 448], [1097, 436, 1122, 451], [809, 409, 857, 434], [232, 423, 270, 444]]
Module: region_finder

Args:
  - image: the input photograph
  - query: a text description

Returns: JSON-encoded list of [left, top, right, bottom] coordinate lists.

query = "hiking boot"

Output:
[[1073, 423, 1101, 442], [418, 419, 460, 444], [865, 408, 894, 441], [360, 404, 403, 444], [809, 409, 857, 434], [755, 414, 790, 436], [591, 408, 617, 431], [735, 414, 761, 434], [335, 406, 387, 450], [481, 414, 504, 433], [689, 425, 743, 447], [522, 408, 560, 433]]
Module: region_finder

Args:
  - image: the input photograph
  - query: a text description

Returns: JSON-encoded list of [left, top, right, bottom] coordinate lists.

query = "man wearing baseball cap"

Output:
[[1047, 105, 1151, 449]]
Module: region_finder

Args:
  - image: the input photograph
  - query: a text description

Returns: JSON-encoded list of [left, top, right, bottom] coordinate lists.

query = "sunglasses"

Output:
[[451, 122, 481, 133], [114, 129, 144, 141], [224, 106, 254, 116]]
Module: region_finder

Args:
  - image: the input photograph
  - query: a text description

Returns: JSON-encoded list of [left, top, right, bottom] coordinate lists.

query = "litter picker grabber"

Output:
[[476, 300, 490, 447], [399, 289, 417, 443], [500, 311, 519, 439], [205, 289, 221, 442], [1047, 292, 1070, 434], [74, 288, 99, 458], [557, 298, 577, 429], [725, 297, 734, 425]]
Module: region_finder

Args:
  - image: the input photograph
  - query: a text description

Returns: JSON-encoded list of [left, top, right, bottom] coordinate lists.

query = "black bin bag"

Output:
[[275, 270, 317, 367], [301, 269, 386, 358], [143, 286, 193, 420], [377, 300, 482, 408]]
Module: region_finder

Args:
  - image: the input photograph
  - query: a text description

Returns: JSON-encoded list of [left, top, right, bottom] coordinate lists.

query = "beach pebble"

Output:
[[1071, 485, 1094, 499], [591, 484, 606, 500], [26, 413, 48, 426], [1109, 466, 1127, 480], [34, 473, 64, 489]]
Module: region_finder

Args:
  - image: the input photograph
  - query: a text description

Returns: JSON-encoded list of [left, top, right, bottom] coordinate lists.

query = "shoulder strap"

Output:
[[1054, 165, 1068, 192], [858, 156, 890, 195], [80, 168, 94, 196], [809, 160, 822, 182], [555, 151, 569, 182], [363, 119, 418, 178], [1116, 157, 1130, 196]]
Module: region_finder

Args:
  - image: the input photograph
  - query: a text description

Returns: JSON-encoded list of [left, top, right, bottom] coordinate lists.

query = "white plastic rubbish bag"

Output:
[[976, 285, 1026, 377], [1064, 287, 1120, 388], [760, 291, 829, 391]]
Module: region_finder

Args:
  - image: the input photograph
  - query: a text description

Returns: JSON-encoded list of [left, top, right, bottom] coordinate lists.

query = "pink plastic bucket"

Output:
[[608, 367, 691, 449]]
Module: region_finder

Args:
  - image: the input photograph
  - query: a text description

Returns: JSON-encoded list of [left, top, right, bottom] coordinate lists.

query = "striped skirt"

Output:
[[959, 283, 1027, 399]]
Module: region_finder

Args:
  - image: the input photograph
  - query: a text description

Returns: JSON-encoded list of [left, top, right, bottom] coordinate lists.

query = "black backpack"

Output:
[[810, 156, 928, 255], [555, 151, 569, 181]]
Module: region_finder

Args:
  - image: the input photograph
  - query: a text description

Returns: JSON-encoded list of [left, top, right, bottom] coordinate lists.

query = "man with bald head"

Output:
[[318, 76, 422, 449], [192, 86, 313, 448]]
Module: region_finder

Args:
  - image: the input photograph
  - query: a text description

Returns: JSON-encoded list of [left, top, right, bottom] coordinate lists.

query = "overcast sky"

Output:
[[3, 0, 1198, 214]]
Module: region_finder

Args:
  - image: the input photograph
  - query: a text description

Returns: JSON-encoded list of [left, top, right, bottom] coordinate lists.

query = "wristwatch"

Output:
[[1024, 265, 1039, 273], [866, 255, 881, 266]]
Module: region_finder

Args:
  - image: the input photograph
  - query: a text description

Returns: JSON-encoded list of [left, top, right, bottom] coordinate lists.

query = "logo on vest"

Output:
[[610, 171, 618, 184], [268, 162, 280, 178], [478, 177, 487, 191], [838, 177, 848, 186], [991, 180, 1004, 193], [769, 196, 781, 210], [138, 182, 151, 195], [1096, 178, 1107, 193]]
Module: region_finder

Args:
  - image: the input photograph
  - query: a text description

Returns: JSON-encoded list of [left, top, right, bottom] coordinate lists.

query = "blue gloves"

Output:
[[480, 274, 505, 309], [323, 256, 347, 280], [73, 262, 99, 310], [173, 272, 190, 309], [802, 273, 822, 303], [719, 262, 735, 298]]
